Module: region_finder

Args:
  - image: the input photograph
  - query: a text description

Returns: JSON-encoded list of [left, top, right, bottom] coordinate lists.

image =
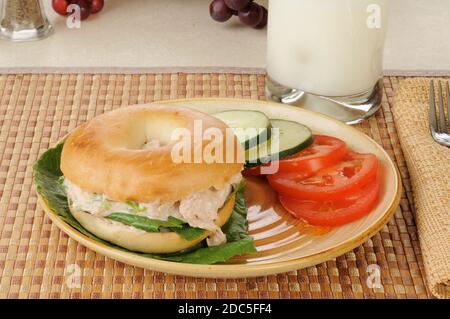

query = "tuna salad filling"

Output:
[[63, 173, 242, 246]]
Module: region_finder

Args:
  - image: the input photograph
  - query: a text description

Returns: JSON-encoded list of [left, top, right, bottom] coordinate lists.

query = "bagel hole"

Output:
[[125, 116, 187, 150]]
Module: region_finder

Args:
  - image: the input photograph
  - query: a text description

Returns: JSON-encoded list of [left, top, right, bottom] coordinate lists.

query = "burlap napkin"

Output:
[[392, 78, 450, 299]]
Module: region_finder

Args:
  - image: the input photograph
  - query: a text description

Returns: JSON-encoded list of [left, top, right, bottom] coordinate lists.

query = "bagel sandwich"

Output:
[[59, 104, 246, 254]]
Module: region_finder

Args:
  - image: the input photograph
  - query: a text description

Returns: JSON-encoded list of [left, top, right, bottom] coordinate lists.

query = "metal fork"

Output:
[[429, 80, 450, 147]]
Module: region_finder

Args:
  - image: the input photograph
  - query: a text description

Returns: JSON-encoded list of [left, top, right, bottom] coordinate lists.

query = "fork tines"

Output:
[[429, 80, 450, 147]]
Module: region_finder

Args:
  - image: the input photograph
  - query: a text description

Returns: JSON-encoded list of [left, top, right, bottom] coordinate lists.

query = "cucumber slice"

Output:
[[245, 119, 313, 167], [213, 110, 271, 149]]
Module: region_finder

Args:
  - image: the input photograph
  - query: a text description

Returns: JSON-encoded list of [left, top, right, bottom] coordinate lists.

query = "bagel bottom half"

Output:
[[68, 194, 236, 254]]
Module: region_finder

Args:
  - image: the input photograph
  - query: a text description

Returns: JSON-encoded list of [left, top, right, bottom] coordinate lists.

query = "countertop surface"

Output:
[[0, 0, 449, 74]]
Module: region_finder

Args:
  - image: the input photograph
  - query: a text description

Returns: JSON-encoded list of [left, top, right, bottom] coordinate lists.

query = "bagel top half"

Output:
[[61, 104, 244, 203]]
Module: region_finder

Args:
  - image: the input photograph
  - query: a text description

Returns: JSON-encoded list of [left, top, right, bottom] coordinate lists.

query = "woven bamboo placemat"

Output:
[[0, 73, 438, 299]]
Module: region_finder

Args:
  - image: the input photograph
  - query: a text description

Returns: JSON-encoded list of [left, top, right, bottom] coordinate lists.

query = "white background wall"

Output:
[[0, 0, 449, 73]]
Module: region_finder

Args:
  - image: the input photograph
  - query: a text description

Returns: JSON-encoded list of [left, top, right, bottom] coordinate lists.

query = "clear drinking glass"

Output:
[[0, 0, 53, 41], [266, 0, 389, 124]]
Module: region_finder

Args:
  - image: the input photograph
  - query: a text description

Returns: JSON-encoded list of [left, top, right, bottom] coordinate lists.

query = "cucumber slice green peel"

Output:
[[245, 119, 313, 168], [213, 110, 271, 149]]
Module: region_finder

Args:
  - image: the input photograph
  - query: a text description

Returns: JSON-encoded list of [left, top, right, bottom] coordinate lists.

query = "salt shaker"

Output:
[[0, 0, 53, 41]]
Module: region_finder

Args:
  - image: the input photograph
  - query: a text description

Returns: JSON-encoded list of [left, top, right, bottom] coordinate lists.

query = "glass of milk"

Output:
[[266, 0, 389, 124]]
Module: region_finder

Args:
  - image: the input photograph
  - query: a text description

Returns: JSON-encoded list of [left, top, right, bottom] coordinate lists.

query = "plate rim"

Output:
[[36, 98, 402, 278]]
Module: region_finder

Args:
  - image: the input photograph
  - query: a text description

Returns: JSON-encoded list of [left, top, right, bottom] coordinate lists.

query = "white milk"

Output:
[[267, 0, 389, 97]]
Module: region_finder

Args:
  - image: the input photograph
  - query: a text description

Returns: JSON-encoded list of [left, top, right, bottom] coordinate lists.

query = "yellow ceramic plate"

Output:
[[37, 98, 401, 278]]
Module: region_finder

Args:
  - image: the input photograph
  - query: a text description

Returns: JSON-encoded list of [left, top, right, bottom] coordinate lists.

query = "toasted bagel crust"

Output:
[[61, 104, 243, 202], [70, 194, 236, 253]]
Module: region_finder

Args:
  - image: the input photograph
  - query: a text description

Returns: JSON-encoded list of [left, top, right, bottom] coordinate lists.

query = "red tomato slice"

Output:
[[244, 135, 347, 177], [266, 170, 312, 183], [268, 152, 378, 201], [279, 177, 380, 226], [276, 135, 348, 174]]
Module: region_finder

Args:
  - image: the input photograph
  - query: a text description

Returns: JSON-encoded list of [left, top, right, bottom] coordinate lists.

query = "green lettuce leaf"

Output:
[[106, 214, 184, 232], [222, 181, 251, 242], [173, 225, 206, 241], [145, 237, 255, 264], [33, 142, 256, 264]]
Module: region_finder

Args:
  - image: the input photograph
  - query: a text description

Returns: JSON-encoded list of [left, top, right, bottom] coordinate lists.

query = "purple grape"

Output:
[[210, 0, 233, 22], [224, 0, 252, 11], [254, 5, 267, 29], [238, 2, 263, 27], [70, 0, 91, 20]]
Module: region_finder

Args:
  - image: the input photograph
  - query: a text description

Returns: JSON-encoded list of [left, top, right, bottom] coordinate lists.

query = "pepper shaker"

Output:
[[0, 0, 53, 41]]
